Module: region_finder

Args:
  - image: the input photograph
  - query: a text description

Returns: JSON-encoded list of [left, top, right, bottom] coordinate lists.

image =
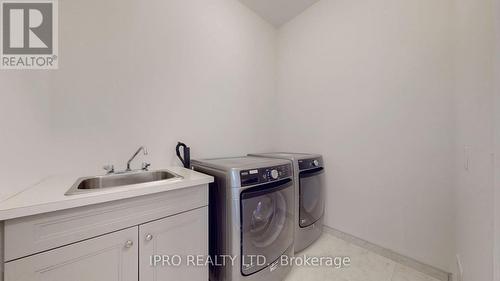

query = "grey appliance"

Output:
[[248, 153, 325, 252], [192, 157, 294, 281]]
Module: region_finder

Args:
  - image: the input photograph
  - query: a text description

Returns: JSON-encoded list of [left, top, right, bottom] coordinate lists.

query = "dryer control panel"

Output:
[[298, 158, 323, 170], [240, 164, 292, 187]]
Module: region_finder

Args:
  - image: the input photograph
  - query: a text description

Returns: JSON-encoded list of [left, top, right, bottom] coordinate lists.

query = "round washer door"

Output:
[[240, 179, 294, 276], [299, 167, 325, 228]]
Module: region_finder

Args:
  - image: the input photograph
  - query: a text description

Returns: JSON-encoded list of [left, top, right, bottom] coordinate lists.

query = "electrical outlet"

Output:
[[456, 254, 464, 281], [463, 146, 470, 171]]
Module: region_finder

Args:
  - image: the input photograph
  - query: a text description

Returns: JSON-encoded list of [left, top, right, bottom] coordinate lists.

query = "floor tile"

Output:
[[285, 232, 395, 281], [285, 232, 440, 281], [391, 264, 441, 281]]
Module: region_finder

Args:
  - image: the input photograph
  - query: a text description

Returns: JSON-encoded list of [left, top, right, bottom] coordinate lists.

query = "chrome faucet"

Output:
[[103, 164, 115, 174], [126, 146, 148, 171]]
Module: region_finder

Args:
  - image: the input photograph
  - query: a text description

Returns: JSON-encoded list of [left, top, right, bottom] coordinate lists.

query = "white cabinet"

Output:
[[139, 207, 208, 281], [5, 227, 138, 281], [1, 184, 209, 281], [4, 185, 208, 261]]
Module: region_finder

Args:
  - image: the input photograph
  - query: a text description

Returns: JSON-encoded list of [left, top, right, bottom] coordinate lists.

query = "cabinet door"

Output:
[[139, 207, 208, 281], [5, 227, 138, 281]]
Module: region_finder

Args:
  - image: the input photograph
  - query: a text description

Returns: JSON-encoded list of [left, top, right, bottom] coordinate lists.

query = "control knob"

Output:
[[270, 169, 279, 180]]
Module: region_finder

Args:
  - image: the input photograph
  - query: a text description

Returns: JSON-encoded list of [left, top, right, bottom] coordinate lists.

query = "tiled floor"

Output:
[[285, 232, 441, 281]]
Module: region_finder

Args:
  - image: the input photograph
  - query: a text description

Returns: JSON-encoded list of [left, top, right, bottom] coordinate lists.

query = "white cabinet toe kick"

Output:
[[0, 184, 209, 281]]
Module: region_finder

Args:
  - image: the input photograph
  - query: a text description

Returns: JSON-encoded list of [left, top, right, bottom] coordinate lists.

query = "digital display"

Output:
[[240, 164, 292, 186]]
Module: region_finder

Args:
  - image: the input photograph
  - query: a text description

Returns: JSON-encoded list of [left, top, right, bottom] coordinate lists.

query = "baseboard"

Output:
[[322, 225, 452, 281]]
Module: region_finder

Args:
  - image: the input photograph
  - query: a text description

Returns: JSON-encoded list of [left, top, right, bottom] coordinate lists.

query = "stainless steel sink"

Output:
[[65, 170, 183, 196]]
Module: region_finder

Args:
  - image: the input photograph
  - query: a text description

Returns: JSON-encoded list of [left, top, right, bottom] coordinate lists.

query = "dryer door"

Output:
[[299, 167, 325, 228], [240, 179, 294, 276]]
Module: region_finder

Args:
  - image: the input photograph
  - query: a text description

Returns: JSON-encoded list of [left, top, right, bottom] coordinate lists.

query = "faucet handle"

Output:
[[141, 162, 151, 171], [103, 164, 115, 174]]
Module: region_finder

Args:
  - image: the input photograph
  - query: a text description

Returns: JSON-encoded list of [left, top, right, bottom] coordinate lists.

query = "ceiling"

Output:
[[239, 0, 320, 27]]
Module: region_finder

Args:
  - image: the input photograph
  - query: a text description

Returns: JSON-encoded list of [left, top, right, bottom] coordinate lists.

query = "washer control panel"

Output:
[[298, 158, 323, 170], [240, 164, 292, 187]]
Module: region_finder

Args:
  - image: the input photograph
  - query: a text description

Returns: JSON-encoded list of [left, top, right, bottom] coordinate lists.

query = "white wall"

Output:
[[495, 1, 500, 279], [274, 0, 455, 271], [0, 0, 276, 200], [453, 0, 496, 280], [0, 73, 53, 201]]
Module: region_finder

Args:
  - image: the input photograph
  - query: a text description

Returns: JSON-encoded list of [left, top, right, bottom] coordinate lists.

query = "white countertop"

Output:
[[0, 167, 213, 221]]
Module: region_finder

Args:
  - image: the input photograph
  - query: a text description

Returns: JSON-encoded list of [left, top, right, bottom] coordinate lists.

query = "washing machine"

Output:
[[192, 157, 294, 281], [248, 153, 325, 253]]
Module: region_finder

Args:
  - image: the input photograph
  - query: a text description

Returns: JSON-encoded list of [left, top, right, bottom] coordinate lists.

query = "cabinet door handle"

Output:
[[125, 240, 134, 248], [146, 234, 153, 241]]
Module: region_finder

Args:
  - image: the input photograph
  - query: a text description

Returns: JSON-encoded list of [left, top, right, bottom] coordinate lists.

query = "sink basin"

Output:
[[65, 170, 183, 196]]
